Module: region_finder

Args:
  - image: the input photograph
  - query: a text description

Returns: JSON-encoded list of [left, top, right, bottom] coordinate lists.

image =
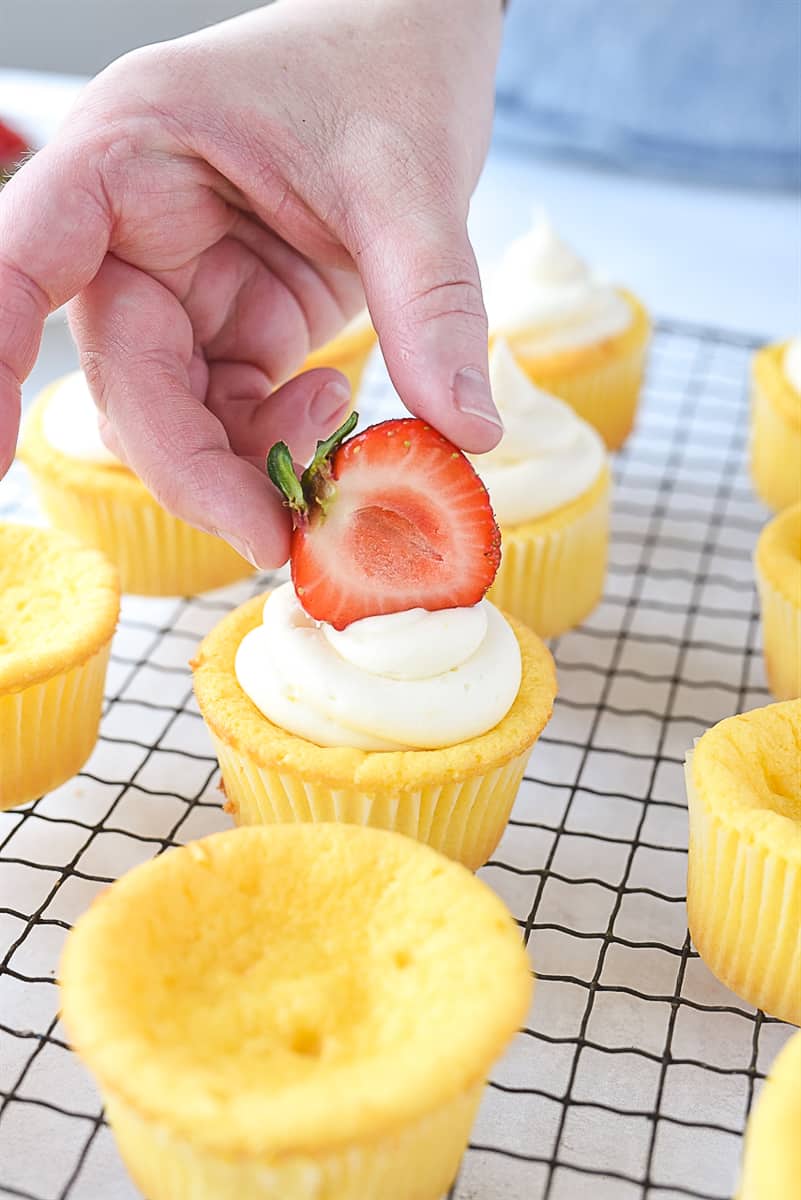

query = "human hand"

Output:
[[0, 0, 503, 566]]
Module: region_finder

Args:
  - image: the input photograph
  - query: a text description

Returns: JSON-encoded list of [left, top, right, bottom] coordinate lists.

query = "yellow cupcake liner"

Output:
[[26, 474, 253, 597], [685, 755, 801, 1024], [104, 1081, 483, 1200], [738, 1030, 801, 1200], [750, 343, 801, 512], [756, 568, 801, 700], [509, 292, 650, 450], [215, 735, 531, 872], [0, 643, 111, 811], [488, 468, 610, 638]]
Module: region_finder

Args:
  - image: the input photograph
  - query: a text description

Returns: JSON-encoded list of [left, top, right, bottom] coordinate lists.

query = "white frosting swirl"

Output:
[[783, 336, 801, 395], [486, 210, 632, 354], [470, 340, 606, 525], [42, 371, 119, 465], [234, 582, 522, 751]]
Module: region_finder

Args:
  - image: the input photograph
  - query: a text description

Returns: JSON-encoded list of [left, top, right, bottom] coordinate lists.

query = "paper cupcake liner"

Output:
[[756, 568, 801, 700], [0, 643, 111, 811], [489, 474, 610, 639], [738, 1030, 801, 1200], [750, 355, 801, 513], [104, 1082, 482, 1200], [685, 760, 801, 1024], [214, 734, 532, 872], [26, 475, 253, 597]]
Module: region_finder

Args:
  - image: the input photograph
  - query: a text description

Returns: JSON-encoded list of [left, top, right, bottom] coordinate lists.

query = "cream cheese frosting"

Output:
[[470, 340, 606, 526], [234, 582, 522, 751], [782, 336, 801, 395], [486, 210, 632, 355], [42, 371, 119, 466]]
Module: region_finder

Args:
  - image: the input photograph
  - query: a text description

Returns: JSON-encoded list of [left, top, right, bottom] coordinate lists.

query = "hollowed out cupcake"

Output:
[[19, 371, 254, 596], [472, 340, 610, 638], [750, 336, 801, 512], [486, 211, 650, 450]]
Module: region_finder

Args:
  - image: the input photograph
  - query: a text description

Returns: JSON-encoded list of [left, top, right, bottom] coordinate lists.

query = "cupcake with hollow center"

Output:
[[19, 371, 254, 596], [193, 416, 556, 868], [60, 822, 533, 1200], [0, 522, 119, 810], [750, 336, 801, 512], [486, 211, 650, 449], [755, 502, 801, 700], [472, 339, 610, 638], [684, 700, 800, 1024]]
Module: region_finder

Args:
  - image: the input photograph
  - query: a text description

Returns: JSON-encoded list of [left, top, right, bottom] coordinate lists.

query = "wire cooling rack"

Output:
[[0, 318, 795, 1200]]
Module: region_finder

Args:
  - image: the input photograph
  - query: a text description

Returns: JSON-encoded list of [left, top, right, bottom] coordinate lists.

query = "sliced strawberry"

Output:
[[0, 119, 29, 167], [267, 415, 501, 629]]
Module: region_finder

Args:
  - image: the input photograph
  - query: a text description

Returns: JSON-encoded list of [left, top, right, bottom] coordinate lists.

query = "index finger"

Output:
[[0, 141, 110, 473]]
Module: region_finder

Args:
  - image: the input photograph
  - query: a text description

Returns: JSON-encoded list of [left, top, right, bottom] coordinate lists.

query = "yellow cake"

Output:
[[738, 1030, 801, 1200], [192, 593, 556, 870], [685, 701, 801, 1024], [19, 375, 254, 596], [0, 523, 119, 810], [750, 339, 801, 512], [755, 503, 801, 700], [301, 310, 377, 397], [60, 822, 533, 1200]]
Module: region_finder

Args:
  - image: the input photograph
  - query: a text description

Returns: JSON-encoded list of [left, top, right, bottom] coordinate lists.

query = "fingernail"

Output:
[[310, 379, 351, 428], [452, 367, 503, 431], [214, 529, 260, 569]]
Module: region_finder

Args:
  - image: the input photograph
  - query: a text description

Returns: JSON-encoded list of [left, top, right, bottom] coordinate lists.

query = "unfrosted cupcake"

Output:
[[60, 822, 533, 1200], [0, 523, 119, 810], [739, 1030, 801, 1200], [19, 372, 254, 596], [473, 340, 610, 638], [685, 701, 800, 1024], [486, 211, 650, 449], [755, 503, 801, 700], [301, 309, 377, 397], [193, 416, 556, 869], [750, 336, 801, 511]]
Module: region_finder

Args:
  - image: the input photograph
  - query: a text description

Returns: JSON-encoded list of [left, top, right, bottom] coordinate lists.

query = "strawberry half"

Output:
[[267, 414, 501, 630]]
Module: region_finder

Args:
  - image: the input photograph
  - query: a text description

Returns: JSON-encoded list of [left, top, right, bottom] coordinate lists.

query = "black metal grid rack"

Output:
[[0, 319, 794, 1200]]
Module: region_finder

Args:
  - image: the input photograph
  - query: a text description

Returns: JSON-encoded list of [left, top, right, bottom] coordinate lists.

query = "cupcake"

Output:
[[301, 309, 377, 397], [755, 503, 801, 700], [473, 339, 610, 638], [0, 523, 119, 810], [738, 1030, 801, 1200], [685, 701, 800, 1024], [750, 336, 801, 512], [60, 822, 533, 1200], [193, 416, 556, 869], [19, 371, 254, 596], [485, 211, 650, 449]]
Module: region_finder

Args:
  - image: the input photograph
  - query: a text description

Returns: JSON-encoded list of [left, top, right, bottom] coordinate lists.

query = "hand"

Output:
[[0, 0, 503, 566]]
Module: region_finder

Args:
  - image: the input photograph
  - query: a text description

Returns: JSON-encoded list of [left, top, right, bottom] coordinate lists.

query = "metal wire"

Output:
[[0, 319, 793, 1200]]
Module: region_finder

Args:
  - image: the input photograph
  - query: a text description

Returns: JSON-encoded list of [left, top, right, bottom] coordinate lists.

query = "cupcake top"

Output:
[[60, 823, 533, 1156], [0, 523, 119, 692], [235, 581, 521, 750], [739, 1030, 801, 1200], [469, 340, 606, 526], [40, 370, 121, 466], [756, 503, 801, 605], [783, 336, 801, 395], [688, 700, 801, 860], [485, 210, 632, 354]]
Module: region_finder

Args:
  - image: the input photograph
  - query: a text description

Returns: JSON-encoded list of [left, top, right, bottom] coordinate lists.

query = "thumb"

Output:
[[355, 211, 502, 453]]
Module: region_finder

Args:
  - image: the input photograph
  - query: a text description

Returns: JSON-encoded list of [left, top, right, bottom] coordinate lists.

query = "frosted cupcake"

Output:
[[486, 211, 650, 449], [685, 701, 800, 1024], [750, 336, 801, 511], [301, 309, 377, 397], [755, 503, 800, 700], [193, 416, 556, 869], [60, 823, 533, 1200], [19, 372, 254, 596], [472, 340, 610, 638], [739, 1030, 801, 1200], [0, 523, 119, 810]]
